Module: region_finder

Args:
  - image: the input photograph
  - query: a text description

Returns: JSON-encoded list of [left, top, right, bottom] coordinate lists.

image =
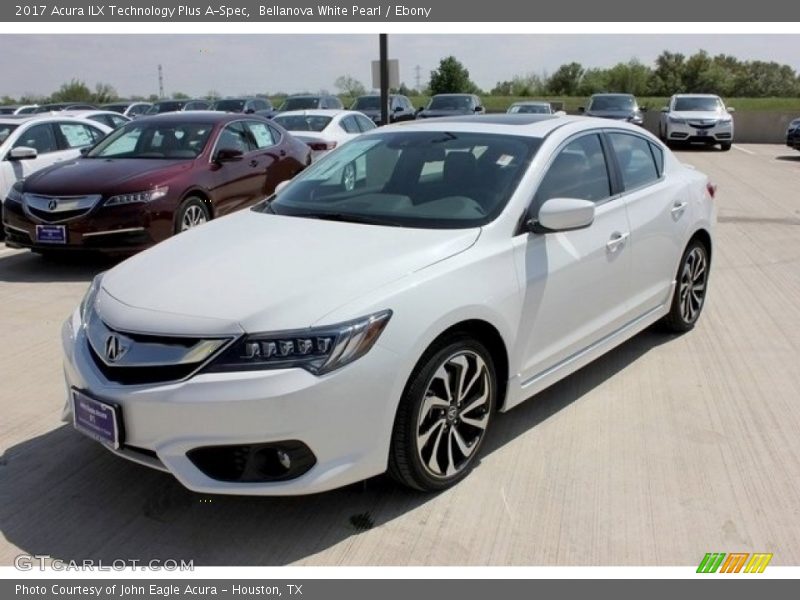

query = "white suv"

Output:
[[659, 94, 734, 151]]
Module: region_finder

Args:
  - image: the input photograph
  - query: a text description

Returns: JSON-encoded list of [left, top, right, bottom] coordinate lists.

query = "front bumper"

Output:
[[666, 120, 733, 144], [61, 309, 403, 495], [2, 196, 171, 253]]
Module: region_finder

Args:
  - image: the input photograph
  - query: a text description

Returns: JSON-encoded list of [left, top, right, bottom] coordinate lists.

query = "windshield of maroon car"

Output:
[[273, 115, 333, 132], [86, 122, 214, 159], [279, 97, 321, 111], [266, 131, 541, 229]]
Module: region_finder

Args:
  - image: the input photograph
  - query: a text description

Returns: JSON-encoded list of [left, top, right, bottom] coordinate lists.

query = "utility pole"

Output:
[[415, 64, 422, 92], [379, 34, 389, 126], [158, 64, 164, 99]]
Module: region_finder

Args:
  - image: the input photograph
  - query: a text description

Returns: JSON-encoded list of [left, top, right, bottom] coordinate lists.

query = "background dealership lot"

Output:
[[1, 144, 798, 565]]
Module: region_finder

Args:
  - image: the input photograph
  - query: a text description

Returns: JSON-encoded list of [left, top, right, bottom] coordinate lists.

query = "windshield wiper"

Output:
[[297, 212, 402, 227]]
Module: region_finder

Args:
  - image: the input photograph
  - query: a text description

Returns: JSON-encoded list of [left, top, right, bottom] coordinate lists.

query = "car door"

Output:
[[606, 130, 689, 316], [513, 132, 635, 384], [242, 119, 289, 199], [207, 121, 261, 215]]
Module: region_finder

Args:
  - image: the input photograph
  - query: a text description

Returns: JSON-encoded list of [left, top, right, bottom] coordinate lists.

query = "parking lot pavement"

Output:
[[1, 144, 799, 567]]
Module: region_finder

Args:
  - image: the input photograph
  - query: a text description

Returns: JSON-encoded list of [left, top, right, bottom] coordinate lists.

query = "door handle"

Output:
[[671, 201, 688, 215], [606, 231, 630, 251], [249, 159, 259, 167], [279, 150, 286, 157]]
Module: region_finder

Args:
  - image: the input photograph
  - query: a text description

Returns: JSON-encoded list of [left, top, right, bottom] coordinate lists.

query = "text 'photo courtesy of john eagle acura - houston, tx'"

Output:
[[52, 112, 716, 495]]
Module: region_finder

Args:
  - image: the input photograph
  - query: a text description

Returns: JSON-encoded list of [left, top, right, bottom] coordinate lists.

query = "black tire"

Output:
[[720, 142, 732, 151], [661, 239, 710, 333], [388, 334, 497, 492], [174, 196, 210, 234]]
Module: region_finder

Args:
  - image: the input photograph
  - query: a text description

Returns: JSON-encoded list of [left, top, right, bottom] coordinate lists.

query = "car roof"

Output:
[[0, 114, 112, 127], [431, 93, 475, 97], [673, 93, 721, 98], [591, 92, 634, 97], [134, 111, 250, 124], [274, 109, 356, 118], [512, 101, 551, 105]]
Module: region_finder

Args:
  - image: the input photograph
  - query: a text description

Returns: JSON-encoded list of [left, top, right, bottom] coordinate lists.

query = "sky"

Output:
[[1, 34, 799, 99]]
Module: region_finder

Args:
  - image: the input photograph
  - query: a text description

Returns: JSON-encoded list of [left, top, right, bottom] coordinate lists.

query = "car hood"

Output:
[[100, 210, 480, 334], [418, 108, 474, 117], [670, 111, 727, 121], [585, 109, 635, 119], [24, 158, 193, 195]]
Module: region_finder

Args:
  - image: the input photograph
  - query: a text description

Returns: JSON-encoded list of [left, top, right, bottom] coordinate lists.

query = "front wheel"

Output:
[[175, 196, 210, 234], [661, 240, 710, 332], [720, 142, 732, 151], [389, 335, 497, 491]]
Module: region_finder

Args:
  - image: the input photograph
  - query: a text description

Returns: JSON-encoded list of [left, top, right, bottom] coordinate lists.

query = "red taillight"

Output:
[[706, 182, 717, 199], [307, 141, 337, 151]]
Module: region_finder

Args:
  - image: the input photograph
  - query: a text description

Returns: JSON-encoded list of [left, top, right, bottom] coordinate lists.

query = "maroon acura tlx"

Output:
[[3, 112, 311, 254]]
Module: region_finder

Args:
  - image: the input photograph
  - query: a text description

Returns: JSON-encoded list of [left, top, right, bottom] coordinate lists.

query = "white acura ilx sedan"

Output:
[[62, 114, 716, 495]]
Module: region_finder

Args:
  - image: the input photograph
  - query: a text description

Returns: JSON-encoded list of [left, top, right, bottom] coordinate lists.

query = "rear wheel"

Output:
[[661, 239, 710, 332], [389, 335, 496, 491], [175, 196, 210, 234]]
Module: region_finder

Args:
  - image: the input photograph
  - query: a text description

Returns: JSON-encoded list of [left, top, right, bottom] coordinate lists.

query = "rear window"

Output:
[[273, 115, 332, 132], [279, 97, 320, 111]]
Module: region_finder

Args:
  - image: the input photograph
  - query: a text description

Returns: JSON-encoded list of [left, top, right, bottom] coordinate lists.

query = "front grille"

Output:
[[687, 121, 718, 129], [27, 207, 91, 223], [22, 194, 101, 223], [87, 343, 200, 384]]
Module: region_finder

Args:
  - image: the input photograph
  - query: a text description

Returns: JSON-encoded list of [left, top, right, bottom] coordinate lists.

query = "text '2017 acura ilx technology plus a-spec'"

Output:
[[3, 112, 311, 254], [63, 114, 715, 495]]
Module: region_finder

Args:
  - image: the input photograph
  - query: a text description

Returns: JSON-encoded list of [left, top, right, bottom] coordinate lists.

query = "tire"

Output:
[[174, 196, 210, 234], [661, 239, 710, 333], [720, 142, 732, 151], [388, 334, 497, 491]]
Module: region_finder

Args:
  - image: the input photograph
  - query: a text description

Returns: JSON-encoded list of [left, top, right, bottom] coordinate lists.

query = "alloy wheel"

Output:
[[181, 204, 208, 231], [415, 350, 492, 479], [678, 246, 707, 323]]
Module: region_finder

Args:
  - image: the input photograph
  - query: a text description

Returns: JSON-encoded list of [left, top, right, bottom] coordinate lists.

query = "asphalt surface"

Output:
[[1, 144, 799, 566]]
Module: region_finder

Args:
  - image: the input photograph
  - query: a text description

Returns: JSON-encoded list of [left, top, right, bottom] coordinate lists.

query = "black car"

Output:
[[786, 117, 800, 150], [145, 99, 211, 115], [416, 94, 484, 119], [350, 94, 416, 125], [278, 94, 343, 112], [212, 97, 277, 119], [580, 93, 644, 125]]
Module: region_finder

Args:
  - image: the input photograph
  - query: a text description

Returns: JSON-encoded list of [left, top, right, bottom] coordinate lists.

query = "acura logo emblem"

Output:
[[48, 199, 58, 211], [104, 334, 125, 363]]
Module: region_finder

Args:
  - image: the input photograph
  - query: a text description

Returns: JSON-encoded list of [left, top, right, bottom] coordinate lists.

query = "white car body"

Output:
[[507, 101, 556, 115], [59, 110, 131, 130], [0, 115, 111, 209], [659, 94, 734, 149], [272, 109, 376, 161], [62, 115, 715, 495]]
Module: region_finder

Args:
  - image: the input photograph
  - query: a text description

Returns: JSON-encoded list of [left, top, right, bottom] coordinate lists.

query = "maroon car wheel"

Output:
[[176, 197, 210, 233]]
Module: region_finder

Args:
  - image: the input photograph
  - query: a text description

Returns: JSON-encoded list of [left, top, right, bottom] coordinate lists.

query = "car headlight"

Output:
[[105, 186, 169, 207], [718, 116, 732, 123], [6, 181, 24, 203], [206, 310, 392, 376], [668, 116, 685, 124], [79, 273, 104, 325], [630, 113, 643, 123]]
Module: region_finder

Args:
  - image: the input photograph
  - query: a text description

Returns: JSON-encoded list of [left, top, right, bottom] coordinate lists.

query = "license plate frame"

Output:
[[35, 224, 67, 244], [72, 389, 123, 449]]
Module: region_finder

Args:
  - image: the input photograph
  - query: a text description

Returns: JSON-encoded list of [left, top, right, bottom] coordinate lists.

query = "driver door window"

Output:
[[534, 134, 612, 208]]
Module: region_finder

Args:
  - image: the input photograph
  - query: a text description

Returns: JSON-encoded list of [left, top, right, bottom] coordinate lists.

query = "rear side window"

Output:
[[14, 123, 58, 154], [340, 116, 360, 134], [57, 123, 99, 148], [650, 142, 664, 176], [354, 114, 377, 132], [245, 121, 276, 149], [535, 134, 612, 205], [608, 133, 660, 190]]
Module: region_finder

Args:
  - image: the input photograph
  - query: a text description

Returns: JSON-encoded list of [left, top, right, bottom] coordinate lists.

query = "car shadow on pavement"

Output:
[[0, 328, 674, 566], [775, 154, 800, 162], [0, 250, 118, 283]]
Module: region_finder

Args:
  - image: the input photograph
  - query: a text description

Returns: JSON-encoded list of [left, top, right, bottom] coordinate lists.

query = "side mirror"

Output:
[[8, 146, 37, 160], [244, 108, 255, 114], [660, 106, 669, 113], [79, 147, 91, 156], [726, 107, 735, 113], [274, 180, 291, 196], [474, 105, 483, 112], [639, 106, 649, 113], [577, 106, 585, 114], [394, 105, 403, 112], [214, 148, 244, 163], [531, 198, 595, 233]]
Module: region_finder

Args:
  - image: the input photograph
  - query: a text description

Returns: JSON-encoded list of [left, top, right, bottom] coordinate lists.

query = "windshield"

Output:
[[0, 124, 19, 145], [352, 97, 381, 110], [428, 96, 473, 111], [213, 99, 246, 112], [589, 95, 635, 111], [673, 97, 723, 112], [273, 115, 332, 132], [147, 102, 182, 115], [279, 97, 320, 111], [509, 104, 551, 114], [86, 121, 214, 159], [265, 131, 540, 229]]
